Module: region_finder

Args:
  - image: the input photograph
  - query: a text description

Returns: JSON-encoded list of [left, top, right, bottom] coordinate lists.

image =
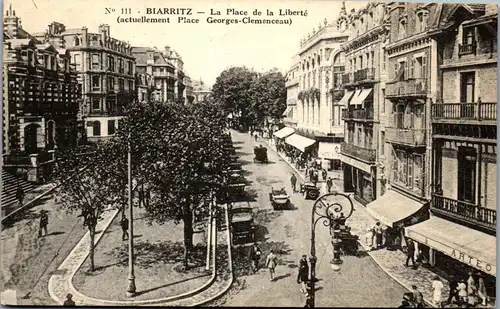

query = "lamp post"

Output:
[[309, 191, 354, 308], [126, 133, 136, 297]]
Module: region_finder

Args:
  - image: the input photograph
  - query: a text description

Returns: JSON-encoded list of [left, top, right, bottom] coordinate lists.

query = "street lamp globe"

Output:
[[330, 262, 342, 272]]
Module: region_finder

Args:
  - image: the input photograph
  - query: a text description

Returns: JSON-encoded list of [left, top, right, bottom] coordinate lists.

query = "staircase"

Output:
[[2, 169, 37, 210]]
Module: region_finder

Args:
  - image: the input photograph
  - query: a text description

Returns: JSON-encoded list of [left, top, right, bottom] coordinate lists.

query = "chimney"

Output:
[[164, 45, 171, 57], [4, 4, 20, 39], [81, 27, 88, 46], [98, 24, 110, 39]]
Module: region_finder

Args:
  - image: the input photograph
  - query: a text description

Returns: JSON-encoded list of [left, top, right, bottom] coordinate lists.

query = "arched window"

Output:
[[74, 37, 80, 46]]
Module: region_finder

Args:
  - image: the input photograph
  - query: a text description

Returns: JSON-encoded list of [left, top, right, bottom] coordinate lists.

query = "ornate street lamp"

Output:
[[309, 191, 354, 308]]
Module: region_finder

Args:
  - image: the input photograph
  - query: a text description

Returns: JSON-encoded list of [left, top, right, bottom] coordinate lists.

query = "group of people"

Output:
[[447, 272, 488, 307]]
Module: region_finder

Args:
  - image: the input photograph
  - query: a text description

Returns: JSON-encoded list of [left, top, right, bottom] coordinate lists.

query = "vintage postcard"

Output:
[[0, 0, 497, 307]]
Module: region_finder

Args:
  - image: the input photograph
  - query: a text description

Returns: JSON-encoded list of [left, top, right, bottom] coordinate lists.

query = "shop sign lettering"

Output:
[[450, 249, 494, 275]]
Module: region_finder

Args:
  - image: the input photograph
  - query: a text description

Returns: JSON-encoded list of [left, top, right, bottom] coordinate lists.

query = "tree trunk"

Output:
[[183, 210, 194, 270], [89, 226, 96, 271]]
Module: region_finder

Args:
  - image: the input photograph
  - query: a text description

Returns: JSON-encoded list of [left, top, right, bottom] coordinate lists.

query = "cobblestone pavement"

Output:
[[262, 136, 495, 309], [221, 131, 407, 307], [47, 203, 234, 306]]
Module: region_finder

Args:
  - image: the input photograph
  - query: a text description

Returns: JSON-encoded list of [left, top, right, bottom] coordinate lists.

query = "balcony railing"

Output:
[[354, 68, 375, 83], [342, 73, 353, 85], [386, 127, 426, 146], [386, 78, 428, 98], [431, 102, 497, 121], [340, 141, 376, 163], [458, 42, 477, 56], [432, 194, 496, 231], [342, 108, 374, 121]]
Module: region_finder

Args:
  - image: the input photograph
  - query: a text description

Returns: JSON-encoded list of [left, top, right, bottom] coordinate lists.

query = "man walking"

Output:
[[326, 177, 333, 193], [266, 249, 278, 281], [63, 293, 76, 306], [297, 255, 309, 295], [322, 169, 327, 182], [121, 216, 129, 241], [290, 174, 298, 193], [249, 243, 262, 273], [405, 238, 416, 268], [38, 210, 49, 237], [446, 275, 459, 305], [411, 285, 424, 308], [16, 185, 25, 207]]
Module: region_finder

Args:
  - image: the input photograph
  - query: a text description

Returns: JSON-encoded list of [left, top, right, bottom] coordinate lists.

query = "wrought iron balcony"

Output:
[[432, 194, 496, 232], [340, 141, 376, 163], [341, 108, 374, 121], [431, 102, 497, 121], [386, 127, 426, 147], [458, 42, 477, 56], [385, 78, 428, 98], [354, 68, 375, 83]]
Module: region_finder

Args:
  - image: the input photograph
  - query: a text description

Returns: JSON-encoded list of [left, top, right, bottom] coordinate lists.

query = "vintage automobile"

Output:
[[253, 145, 268, 163], [230, 201, 255, 244], [269, 187, 290, 210], [300, 182, 320, 200]]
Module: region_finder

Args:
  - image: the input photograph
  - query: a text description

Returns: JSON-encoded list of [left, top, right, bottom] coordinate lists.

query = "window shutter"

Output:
[[409, 59, 414, 79], [392, 152, 398, 183], [422, 56, 427, 79], [394, 63, 398, 79], [404, 61, 409, 80], [408, 154, 414, 189]]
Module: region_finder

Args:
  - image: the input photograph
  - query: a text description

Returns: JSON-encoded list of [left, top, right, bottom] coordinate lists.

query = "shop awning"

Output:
[[318, 142, 341, 160], [406, 217, 496, 277], [273, 127, 295, 139], [337, 90, 355, 106], [282, 106, 293, 117], [338, 153, 372, 174], [365, 190, 425, 228], [356, 88, 373, 105], [349, 89, 363, 105], [285, 134, 316, 152]]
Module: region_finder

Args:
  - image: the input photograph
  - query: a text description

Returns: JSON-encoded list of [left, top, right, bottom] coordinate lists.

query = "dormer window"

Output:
[[416, 11, 429, 33], [398, 16, 407, 40], [463, 27, 475, 45]]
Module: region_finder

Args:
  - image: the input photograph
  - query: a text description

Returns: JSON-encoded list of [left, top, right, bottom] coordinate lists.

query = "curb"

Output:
[[2, 183, 58, 222], [263, 138, 437, 308]]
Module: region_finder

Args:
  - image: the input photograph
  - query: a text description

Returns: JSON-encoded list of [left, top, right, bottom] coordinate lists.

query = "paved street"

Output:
[[222, 130, 407, 307]]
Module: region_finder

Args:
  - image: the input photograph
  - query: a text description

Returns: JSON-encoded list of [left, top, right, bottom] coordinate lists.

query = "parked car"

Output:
[[229, 201, 255, 244], [269, 187, 290, 210], [253, 145, 268, 163]]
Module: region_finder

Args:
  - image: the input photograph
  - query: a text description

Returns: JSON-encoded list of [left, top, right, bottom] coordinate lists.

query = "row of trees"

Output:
[[211, 66, 287, 131], [54, 99, 232, 271]]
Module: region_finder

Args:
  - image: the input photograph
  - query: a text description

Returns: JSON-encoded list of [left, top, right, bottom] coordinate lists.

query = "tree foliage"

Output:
[[211, 66, 286, 129]]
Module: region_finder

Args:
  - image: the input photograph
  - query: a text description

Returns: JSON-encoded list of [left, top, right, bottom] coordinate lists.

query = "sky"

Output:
[[5, 0, 370, 86]]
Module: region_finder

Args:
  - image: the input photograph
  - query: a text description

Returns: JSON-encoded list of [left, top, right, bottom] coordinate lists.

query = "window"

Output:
[[108, 120, 116, 135], [92, 75, 100, 91], [141, 93, 146, 101], [108, 77, 115, 91], [408, 154, 414, 189], [381, 90, 386, 113], [357, 128, 362, 146], [91, 54, 100, 70], [414, 155, 423, 192], [398, 19, 407, 40], [91, 97, 100, 110], [457, 147, 476, 204], [460, 72, 475, 103], [463, 28, 475, 45], [92, 121, 101, 136], [118, 79, 124, 91], [371, 51, 375, 68], [128, 80, 134, 91], [51, 56, 56, 70], [73, 54, 81, 69], [381, 132, 385, 156], [128, 61, 133, 75], [74, 37, 80, 46], [395, 104, 404, 128], [108, 55, 115, 71], [118, 59, 124, 73]]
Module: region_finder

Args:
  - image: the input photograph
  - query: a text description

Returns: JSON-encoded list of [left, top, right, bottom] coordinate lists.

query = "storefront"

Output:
[[317, 142, 341, 171], [406, 217, 496, 297], [284, 133, 316, 164], [340, 154, 375, 204]]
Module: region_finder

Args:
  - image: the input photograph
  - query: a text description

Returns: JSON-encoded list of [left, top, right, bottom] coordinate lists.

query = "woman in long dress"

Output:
[[431, 275, 444, 307]]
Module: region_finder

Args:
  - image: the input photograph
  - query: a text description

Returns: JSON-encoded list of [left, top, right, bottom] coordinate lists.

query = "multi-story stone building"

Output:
[[405, 3, 497, 295], [32, 22, 136, 141], [136, 72, 159, 103], [280, 4, 350, 171], [338, 2, 389, 204], [167, 47, 187, 103], [3, 5, 81, 182], [192, 79, 212, 103], [284, 55, 300, 128]]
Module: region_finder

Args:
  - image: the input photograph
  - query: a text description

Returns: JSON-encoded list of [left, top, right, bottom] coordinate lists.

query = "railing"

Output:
[[342, 73, 353, 85], [458, 42, 477, 56], [386, 78, 428, 97], [342, 108, 374, 120], [432, 194, 496, 230], [354, 68, 375, 83], [340, 142, 376, 162], [431, 102, 497, 121], [386, 127, 426, 146]]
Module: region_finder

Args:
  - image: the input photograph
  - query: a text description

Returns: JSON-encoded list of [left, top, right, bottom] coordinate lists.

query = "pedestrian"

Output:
[[16, 185, 25, 207], [411, 285, 424, 308], [308, 168, 314, 182], [63, 293, 76, 306], [467, 271, 477, 306], [446, 275, 459, 305], [265, 249, 278, 281], [38, 210, 49, 237], [477, 272, 487, 306], [432, 275, 444, 307], [321, 169, 327, 182], [405, 238, 416, 267], [326, 177, 333, 193], [254, 132, 258, 142], [297, 255, 309, 295], [312, 170, 319, 186], [397, 300, 412, 308], [290, 174, 298, 193], [248, 243, 262, 273], [121, 216, 129, 241], [457, 278, 468, 307], [364, 227, 374, 250], [373, 221, 383, 249]]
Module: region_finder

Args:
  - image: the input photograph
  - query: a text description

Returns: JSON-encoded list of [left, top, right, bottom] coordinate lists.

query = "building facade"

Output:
[[32, 22, 136, 141], [284, 55, 300, 128], [136, 72, 159, 103], [3, 5, 81, 181], [405, 3, 497, 295], [192, 79, 212, 103], [339, 2, 389, 204]]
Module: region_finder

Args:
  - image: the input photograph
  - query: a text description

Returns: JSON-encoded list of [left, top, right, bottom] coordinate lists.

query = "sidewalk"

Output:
[[47, 205, 234, 306], [260, 137, 492, 308]]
